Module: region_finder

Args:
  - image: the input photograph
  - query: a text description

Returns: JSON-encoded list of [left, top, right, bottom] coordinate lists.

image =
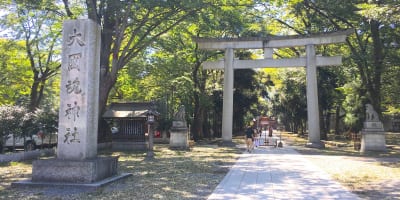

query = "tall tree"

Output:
[[0, 39, 32, 105], [128, 1, 258, 140], [289, 0, 400, 118], [255, 0, 400, 136], [79, 0, 209, 115], [76, 0, 258, 139], [357, 1, 400, 117], [0, 1, 75, 110]]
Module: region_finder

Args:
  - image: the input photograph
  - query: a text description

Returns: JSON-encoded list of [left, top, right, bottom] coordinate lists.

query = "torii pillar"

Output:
[[194, 30, 352, 148], [222, 48, 234, 142]]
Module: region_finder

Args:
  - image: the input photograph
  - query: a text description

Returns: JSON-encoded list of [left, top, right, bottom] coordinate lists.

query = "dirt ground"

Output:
[[0, 134, 399, 199], [0, 141, 241, 200]]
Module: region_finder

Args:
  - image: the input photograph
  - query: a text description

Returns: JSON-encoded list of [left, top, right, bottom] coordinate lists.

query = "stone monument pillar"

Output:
[[57, 20, 100, 160], [169, 105, 189, 149], [24, 20, 125, 185], [360, 104, 386, 152]]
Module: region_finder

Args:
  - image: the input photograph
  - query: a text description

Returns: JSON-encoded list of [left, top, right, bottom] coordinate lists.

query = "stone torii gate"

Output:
[[194, 30, 352, 148]]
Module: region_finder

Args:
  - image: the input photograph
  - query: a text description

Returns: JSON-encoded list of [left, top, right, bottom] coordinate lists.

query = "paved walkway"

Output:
[[208, 144, 361, 200]]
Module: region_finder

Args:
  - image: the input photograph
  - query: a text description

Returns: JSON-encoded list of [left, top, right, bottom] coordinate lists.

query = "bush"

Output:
[[32, 108, 58, 135], [0, 105, 31, 153], [0, 106, 59, 153]]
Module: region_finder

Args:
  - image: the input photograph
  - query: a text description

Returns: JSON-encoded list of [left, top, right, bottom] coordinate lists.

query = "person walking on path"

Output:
[[268, 125, 273, 137], [253, 129, 260, 148], [245, 126, 254, 152]]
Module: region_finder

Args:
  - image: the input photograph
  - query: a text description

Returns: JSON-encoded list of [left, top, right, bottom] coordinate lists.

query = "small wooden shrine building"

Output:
[[102, 102, 157, 150]]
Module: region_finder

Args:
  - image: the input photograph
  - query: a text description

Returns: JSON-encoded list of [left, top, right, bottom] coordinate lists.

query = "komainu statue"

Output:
[[174, 105, 186, 122], [366, 104, 379, 122]]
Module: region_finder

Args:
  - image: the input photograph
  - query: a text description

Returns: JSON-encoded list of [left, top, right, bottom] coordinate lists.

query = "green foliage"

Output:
[[382, 64, 400, 114], [234, 69, 258, 130], [252, 69, 280, 118], [264, 0, 400, 135], [32, 108, 58, 134], [356, 2, 400, 23], [1, 0, 400, 139], [0, 105, 32, 137], [337, 80, 366, 132], [109, 1, 260, 137], [384, 106, 400, 117], [273, 69, 307, 134], [0, 0, 65, 110], [0, 39, 32, 105], [0, 105, 58, 152]]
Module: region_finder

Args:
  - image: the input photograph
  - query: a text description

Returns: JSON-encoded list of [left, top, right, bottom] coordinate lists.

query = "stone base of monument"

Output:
[[112, 141, 146, 150], [305, 141, 325, 149], [360, 132, 386, 152], [12, 156, 132, 189], [360, 121, 387, 153], [169, 121, 189, 149], [154, 137, 170, 144], [218, 140, 237, 147]]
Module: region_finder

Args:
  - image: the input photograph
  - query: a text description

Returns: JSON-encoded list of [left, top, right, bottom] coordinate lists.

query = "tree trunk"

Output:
[[28, 75, 45, 111], [191, 57, 205, 141], [319, 106, 327, 140], [86, 0, 120, 117], [334, 106, 341, 135], [350, 20, 384, 119], [369, 19, 383, 117], [192, 103, 204, 141]]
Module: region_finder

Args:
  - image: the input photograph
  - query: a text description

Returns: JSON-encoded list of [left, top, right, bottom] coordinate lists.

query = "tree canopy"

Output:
[[0, 0, 399, 141]]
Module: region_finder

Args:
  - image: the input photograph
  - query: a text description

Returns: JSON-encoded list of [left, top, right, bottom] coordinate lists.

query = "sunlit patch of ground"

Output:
[[283, 132, 400, 199]]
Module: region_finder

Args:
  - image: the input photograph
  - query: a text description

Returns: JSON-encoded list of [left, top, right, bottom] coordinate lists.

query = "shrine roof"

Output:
[[102, 102, 159, 118]]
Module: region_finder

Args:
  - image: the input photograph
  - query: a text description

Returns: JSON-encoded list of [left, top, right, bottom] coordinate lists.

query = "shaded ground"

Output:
[[283, 132, 400, 200], [0, 139, 242, 200]]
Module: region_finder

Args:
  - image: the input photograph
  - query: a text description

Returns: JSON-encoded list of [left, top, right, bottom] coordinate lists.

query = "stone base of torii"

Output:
[[194, 29, 353, 148]]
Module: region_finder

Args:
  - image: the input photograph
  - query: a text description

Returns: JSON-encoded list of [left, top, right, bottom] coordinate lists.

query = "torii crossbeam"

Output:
[[193, 29, 353, 148]]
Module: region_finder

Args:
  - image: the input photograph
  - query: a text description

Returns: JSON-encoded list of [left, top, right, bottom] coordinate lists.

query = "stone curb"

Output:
[[0, 148, 55, 163]]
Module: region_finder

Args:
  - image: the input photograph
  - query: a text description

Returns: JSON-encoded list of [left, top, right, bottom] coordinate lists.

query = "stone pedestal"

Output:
[[162, 130, 168, 140], [169, 121, 189, 149], [360, 121, 386, 152], [305, 141, 325, 149], [360, 104, 386, 152], [32, 156, 118, 183]]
